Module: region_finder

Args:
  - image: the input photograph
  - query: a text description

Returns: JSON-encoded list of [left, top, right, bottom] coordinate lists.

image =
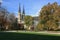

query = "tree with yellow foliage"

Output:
[[37, 2, 60, 31]]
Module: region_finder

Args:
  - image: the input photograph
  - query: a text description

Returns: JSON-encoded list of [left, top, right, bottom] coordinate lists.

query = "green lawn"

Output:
[[0, 31, 60, 40]]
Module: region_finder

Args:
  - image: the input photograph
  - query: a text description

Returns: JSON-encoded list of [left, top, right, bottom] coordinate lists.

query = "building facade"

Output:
[[17, 4, 25, 30]]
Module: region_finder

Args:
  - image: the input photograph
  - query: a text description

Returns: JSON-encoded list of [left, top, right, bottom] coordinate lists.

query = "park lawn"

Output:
[[0, 31, 60, 40]]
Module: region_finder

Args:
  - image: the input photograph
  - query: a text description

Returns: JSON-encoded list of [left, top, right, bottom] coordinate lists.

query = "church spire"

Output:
[[18, 3, 21, 23], [18, 3, 21, 13], [22, 5, 25, 15], [22, 5, 25, 21]]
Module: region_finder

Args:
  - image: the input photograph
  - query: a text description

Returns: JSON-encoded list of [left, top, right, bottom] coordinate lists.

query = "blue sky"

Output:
[[2, 0, 60, 17]]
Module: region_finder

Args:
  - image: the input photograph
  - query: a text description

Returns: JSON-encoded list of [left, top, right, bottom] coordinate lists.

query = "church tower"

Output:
[[18, 3, 21, 24], [22, 5, 25, 21]]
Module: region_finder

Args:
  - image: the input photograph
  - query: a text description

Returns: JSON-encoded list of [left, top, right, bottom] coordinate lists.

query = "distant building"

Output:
[[33, 17, 39, 27], [29, 16, 39, 30], [17, 3, 25, 30]]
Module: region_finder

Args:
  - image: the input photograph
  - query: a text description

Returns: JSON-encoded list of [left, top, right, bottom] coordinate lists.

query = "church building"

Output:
[[17, 4, 25, 30]]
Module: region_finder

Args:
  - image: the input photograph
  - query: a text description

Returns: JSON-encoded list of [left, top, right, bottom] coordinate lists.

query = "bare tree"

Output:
[[0, 7, 9, 30]]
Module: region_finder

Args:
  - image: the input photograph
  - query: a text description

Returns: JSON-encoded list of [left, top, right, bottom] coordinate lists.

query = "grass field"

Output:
[[0, 31, 60, 40]]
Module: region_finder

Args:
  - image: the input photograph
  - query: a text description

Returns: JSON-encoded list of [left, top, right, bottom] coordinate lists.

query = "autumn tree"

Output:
[[24, 15, 33, 29], [38, 2, 60, 31]]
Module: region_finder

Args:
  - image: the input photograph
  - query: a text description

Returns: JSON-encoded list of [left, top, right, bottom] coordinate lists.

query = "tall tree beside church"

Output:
[[37, 2, 59, 30]]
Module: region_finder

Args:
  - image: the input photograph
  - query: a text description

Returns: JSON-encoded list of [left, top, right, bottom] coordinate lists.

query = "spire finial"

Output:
[[22, 5, 25, 21], [22, 5, 25, 14], [18, 3, 21, 13]]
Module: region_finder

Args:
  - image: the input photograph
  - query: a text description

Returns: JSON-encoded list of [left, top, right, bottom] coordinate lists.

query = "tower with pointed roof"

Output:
[[17, 3, 26, 30], [18, 3, 25, 24], [18, 3, 21, 24], [22, 5, 25, 21]]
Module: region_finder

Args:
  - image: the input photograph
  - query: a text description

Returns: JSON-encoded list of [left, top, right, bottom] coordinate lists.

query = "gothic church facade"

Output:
[[17, 4, 25, 30]]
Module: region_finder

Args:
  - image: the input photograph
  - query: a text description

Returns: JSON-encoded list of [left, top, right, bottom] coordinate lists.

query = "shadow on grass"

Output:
[[0, 32, 60, 40]]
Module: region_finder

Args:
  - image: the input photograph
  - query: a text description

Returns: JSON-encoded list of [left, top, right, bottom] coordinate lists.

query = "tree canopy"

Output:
[[37, 2, 60, 31]]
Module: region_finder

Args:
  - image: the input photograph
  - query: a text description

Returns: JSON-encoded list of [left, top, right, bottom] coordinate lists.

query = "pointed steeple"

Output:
[[22, 5, 25, 21], [18, 3, 21, 13], [18, 3, 21, 23], [22, 5, 25, 15]]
